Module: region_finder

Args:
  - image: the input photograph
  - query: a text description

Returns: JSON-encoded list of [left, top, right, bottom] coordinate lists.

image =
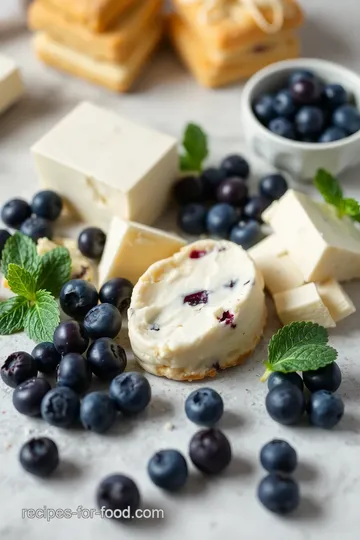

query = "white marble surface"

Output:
[[1, 2, 360, 539]]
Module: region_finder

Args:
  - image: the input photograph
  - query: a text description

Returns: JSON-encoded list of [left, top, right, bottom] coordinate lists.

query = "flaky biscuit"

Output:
[[29, 0, 162, 63], [33, 25, 162, 92]]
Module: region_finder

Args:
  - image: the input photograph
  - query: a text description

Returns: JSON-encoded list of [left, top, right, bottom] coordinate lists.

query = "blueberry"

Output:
[[53, 320, 89, 355], [216, 177, 248, 206], [290, 77, 322, 104], [319, 127, 347, 143], [1, 351, 37, 388], [268, 117, 295, 139], [253, 94, 276, 124], [87, 338, 127, 381], [31, 190, 63, 221], [323, 84, 348, 109], [220, 154, 250, 179], [80, 392, 117, 433], [333, 104, 360, 135], [19, 437, 59, 477], [288, 69, 315, 86], [266, 384, 305, 425], [308, 390, 344, 429], [1, 198, 31, 229], [57, 353, 92, 394], [189, 428, 231, 474], [185, 388, 224, 427], [200, 168, 227, 199], [20, 216, 53, 242], [96, 474, 141, 519], [41, 386, 80, 427], [99, 278, 133, 314], [206, 203, 238, 237], [84, 303, 122, 340], [303, 362, 342, 393], [148, 450, 188, 491], [60, 279, 99, 320], [31, 342, 61, 374], [173, 175, 205, 204], [229, 220, 262, 249], [259, 173, 288, 201], [260, 440, 297, 474], [243, 196, 270, 222], [295, 106, 325, 136], [258, 473, 300, 514], [178, 203, 207, 235], [273, 90, 296, 118], [0, 229, 11, 257], [267, 372, 304, 392], [13, 377, 51, 417], [78, 227, 106, 259], [109, 372, 151, 414]]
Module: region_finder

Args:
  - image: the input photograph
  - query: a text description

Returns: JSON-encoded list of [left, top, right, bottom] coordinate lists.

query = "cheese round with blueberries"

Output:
[[128, 239, 266, 381]]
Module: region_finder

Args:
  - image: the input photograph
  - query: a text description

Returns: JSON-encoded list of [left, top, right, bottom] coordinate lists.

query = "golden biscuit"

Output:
[[33, 25, 162, 92], [29, 0, 162, 63]]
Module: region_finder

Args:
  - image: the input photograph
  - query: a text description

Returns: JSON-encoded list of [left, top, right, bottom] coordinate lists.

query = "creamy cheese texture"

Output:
[[31, 102, 178, 228], [316, 279, 355, 323], [98, 217, 186, 286], [128, 239, 266, 381], [0, 54, 24, 116]]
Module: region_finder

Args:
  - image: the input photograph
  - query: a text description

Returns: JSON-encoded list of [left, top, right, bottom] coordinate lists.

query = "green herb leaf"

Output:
[[0, 296, 29, 335], [179, 123, 208, 172], [314, 169, 343, 207], [268, 321, 328, 363], [36, 247, 71, 297], [179, 153, 198, 172], [24, 290, 60, 343], [1, 232, 39, 278], [263, 343, 337, 378], [339, 197, 360, 217], [7, 263, 36, 300]]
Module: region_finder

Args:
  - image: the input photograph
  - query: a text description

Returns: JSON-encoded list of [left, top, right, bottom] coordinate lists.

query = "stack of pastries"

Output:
[[168, 0, 304, 88], [28, 0, 163, 92]]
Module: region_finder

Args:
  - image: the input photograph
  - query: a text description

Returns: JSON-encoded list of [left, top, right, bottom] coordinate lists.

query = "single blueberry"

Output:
[[96, 474, 141, 519], [41, 386, 80, 428], [308, 390, 344, 429], [206, 203, 238, 238], [189, 428, 232, 474], [31, 190, 63, 221], [99, 278, 133, 314], [148, 450, 188, 491], [295, 106, 325, 136], [290, 77, 322, 104], [319, 127, 347, 143], [185, 388, 224, 427], [258, 473, 300, 514], [84, 303, 122, 340], [220, 154, 250, 179], [60, 279, 99, 320], [288, 69, 315, 86], [259, 174, 288, 201], [177, 203, 207, 235], [273, 89, 296, 118], [260, 440, 298, 474], [78, 227, 106, 259], [1, 199, 31, 229], [268, 117, 296, 139], [109, 372, 151, 414], [53, 320, 89, 355], [173, 175, 205, 204], [13, 377, 51, 417], [265, 384, 305, 425], [243, 196, 270, 222], [216, 177, 248, 206], [323, 84, 348, 109], [19, 437, 59, 477], [253, 94, 276, 124], [333, 104, 360, 135], [80, 392, 117, 433], [20, 216, 53, 242], [57, 353, 92, 394], [267, 372, 304, 392], [303, 362, 342, 393], [87, 338, 127, 381], [1, 351, 37, 388], [229, 220, 262, 249], [32, 342, 61, 374]]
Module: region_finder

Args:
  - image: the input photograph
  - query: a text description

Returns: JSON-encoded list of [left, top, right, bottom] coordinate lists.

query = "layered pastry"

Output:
[[169, 0, 304, 88], [128, 239, 266, 381]]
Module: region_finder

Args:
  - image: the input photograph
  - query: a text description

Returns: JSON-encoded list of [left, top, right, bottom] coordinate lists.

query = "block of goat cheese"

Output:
[[274, 283, 336, 328], [128, 239, 266, 381], [254, 253, 305, 295], [248, 234, 287, 260], [0, 54, 24, 115], [316, 279, 356, 322], [31, 102, 178, 228], [98, 217, 186, 286], [262, 190, 360, 283]]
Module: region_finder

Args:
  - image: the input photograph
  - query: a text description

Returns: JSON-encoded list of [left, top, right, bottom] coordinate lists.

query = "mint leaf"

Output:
[[1, 232, 39, 278], [7, 263, 36, 300], [179, 153, 198, 172], [264, 343, 337, 375], [36, 247, 71, 297], [314, 169, 343, 207], [180, 123, 208, 172], [268, 321, 328, 363], [339, 197, 360, 217], [0, 296, 29, 335], [24, 290, 60, 343]]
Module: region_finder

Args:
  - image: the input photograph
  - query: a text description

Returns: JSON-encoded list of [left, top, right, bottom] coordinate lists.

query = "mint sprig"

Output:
[[179, 123, 208, 172], [261, 321, 337, 381], [0, 232, 71, 343], [314, 168, 360, 221]]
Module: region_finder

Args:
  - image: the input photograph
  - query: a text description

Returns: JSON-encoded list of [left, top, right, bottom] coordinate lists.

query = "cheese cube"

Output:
[[254, 253, 304, 295], [248, 234, 286, 260], [316, 279, 356, 322], [99, 217, 186, 286], [31, 102, 178, 228], [262, 190, 360, 282], [0, 54, 24, 115], [274, 283, 336, 328]]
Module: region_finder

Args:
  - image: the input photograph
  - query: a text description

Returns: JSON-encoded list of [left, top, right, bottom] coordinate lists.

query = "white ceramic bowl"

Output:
[[241, 58, 360, 180]]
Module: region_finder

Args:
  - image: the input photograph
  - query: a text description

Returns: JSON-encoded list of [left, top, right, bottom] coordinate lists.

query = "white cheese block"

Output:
[[0, 54, 24, 115], [98, 217, 186, 286], [316, 279, 356, 322], [128, 239, 266, 381], [254, 253, 305, 295], [248, 234, 287, 260], [262, 190, 360, 282], [274, 283, 336, 328], [31, 102, 178, 228]]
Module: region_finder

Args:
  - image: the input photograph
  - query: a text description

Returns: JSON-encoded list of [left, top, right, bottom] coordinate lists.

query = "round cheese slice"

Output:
[[128, 239, 266, 381]]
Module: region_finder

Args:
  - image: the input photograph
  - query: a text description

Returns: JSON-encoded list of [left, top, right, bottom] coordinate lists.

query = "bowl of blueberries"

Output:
[[241, 58, 360, 179]]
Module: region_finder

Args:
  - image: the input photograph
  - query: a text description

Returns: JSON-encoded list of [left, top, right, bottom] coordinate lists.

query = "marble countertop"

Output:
[[1, 2, 360, 539]]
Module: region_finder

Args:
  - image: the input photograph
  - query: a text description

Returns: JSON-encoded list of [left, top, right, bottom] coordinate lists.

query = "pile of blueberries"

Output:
[[175, 154, 288, 249], [253, 69, 360, 142], [265, 363, 344, 429]]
